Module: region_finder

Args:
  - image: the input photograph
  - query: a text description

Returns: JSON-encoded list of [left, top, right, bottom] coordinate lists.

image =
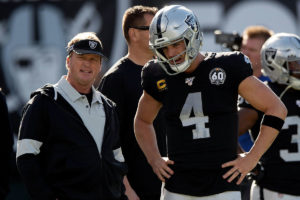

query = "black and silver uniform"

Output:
[[142, 51, 252, 196], [239, 81, 300, 195]]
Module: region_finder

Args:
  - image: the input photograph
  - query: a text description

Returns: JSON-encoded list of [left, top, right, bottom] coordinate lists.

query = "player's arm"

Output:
[[134, 91, 174, 182], [223, 76, 287, 184], [239, 76, 287, 159]]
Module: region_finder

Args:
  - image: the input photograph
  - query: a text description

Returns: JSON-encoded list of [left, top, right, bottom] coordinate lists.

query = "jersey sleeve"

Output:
[[231, 52, 253, 86], [230, 52, 257, 111], [141, 61, 166, 102], [211, 52, 252, 90]]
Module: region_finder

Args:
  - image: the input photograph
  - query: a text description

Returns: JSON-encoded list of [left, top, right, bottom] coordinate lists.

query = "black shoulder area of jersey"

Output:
[[142, 59, 167, 78], [141, 60, 168, 102], [142, 59, 168, 90], [213, 51, 249, 64], [209, 51, 253, 85], [102, 56, 129, 78], [204, 51, 252, 69]]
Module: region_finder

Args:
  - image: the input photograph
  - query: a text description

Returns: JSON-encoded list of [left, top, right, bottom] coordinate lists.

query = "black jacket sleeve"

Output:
[[0, 91, 13, 199], [16, 94, 56, 200]]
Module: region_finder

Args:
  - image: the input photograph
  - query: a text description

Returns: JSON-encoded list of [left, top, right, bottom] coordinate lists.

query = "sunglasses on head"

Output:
[[129, 26, 150, 30]]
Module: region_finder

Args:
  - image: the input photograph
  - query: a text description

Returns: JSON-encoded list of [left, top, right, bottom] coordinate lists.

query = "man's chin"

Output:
[[78, 77, 94, 86]]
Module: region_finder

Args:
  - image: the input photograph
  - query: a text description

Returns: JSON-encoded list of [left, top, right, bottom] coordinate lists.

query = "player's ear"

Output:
[[128, 28, 137, 42]]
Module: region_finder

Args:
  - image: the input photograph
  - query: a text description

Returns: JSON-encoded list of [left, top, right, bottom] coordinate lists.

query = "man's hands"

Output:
[[222, 153, 259, 185], [150, 157, 174, 182]]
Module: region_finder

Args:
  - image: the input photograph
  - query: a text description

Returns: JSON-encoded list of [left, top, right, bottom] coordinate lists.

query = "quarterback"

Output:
[[134, 5, 287, 200]]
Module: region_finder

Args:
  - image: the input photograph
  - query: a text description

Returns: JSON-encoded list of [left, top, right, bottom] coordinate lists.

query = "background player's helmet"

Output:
[[261, 33, 300, 90], [149, 5, 203, 75]]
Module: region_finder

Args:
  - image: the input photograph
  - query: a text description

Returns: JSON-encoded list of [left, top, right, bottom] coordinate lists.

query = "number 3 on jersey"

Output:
[[179, 92, 210, 139], [280, 116, 300, 162]]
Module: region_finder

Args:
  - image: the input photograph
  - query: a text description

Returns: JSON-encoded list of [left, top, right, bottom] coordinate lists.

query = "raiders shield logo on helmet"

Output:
[[265, 48, 277, 65]]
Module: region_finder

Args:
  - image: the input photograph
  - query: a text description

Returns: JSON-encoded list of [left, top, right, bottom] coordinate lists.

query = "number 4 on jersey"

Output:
[[179, 92, 210, 139]]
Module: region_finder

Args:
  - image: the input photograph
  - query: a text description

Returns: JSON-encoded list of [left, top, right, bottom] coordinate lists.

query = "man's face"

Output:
[[240, 37, 266, 76], [161, 40, 186, 65], [66, 53, 101, 90]]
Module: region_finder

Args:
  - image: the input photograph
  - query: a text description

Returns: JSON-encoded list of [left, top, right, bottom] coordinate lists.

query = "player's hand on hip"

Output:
[[221, 153, 257, 185], [150, 157, 174, 182]]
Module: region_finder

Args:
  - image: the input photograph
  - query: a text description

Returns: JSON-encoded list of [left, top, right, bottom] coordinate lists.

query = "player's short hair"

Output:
[[243, 25, 274, 42], [122, 5, 158, 43]]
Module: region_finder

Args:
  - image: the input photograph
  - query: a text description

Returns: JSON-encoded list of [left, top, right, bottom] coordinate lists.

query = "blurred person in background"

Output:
[[240, 33, 300, 200], [99, 5, 166, 200], [239, 25, 274, 152], [240, 26, 274, 81]]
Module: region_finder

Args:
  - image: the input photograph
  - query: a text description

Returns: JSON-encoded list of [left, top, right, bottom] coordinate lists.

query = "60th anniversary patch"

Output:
[[209, 67, 226, 85]]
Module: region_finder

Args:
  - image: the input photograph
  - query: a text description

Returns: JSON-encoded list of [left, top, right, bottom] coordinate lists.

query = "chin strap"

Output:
[[279, 84, 292, 99], [290, 76, 300, 90]]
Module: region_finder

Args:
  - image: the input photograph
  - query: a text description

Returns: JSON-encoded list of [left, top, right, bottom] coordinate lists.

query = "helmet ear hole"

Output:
[[184, 38, 189, 47]]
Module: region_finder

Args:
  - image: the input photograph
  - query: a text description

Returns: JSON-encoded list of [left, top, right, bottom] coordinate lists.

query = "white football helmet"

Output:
[[149, 5, 203, 75], [261, 33, 300, 90]]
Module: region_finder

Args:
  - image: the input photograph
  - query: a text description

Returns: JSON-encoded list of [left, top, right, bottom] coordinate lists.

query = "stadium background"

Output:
[[0, 0, 299, 199]]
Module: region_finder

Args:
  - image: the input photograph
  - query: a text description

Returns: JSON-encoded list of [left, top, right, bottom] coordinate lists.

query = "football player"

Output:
[[134, 5, 287, 200], [99, 5, 166, 200], [239, 33, 300, 200]]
